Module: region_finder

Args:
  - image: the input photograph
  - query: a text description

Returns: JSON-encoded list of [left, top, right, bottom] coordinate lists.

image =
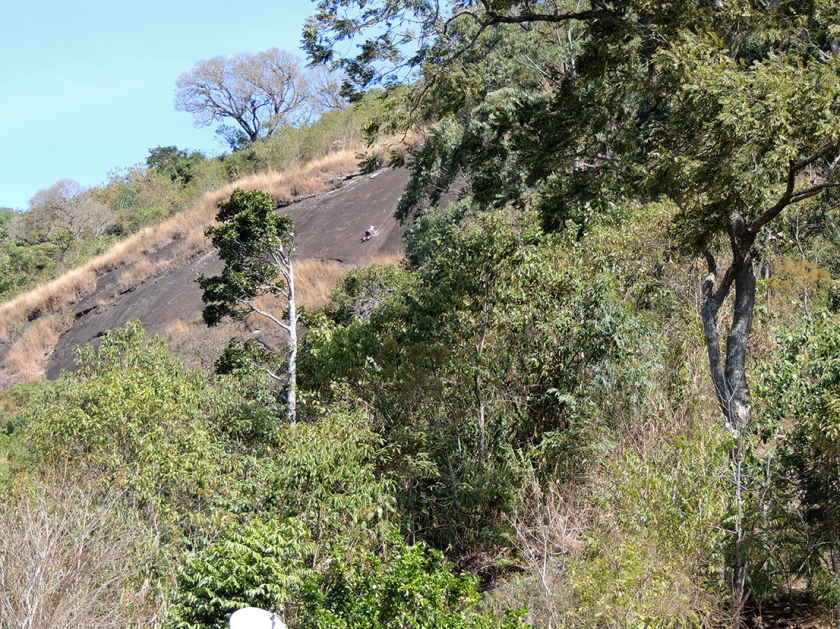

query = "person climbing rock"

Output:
[[362, 225, 376, 242]]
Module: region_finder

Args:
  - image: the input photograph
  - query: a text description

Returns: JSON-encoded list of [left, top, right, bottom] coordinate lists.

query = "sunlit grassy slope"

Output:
[[0, 146, 407, 385]]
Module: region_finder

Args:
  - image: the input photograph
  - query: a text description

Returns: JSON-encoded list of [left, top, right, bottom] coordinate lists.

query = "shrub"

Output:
[[756, 315, 840, 620], [268, 408, 397, 562], [0, 469, 158, 629], [23, 321, 282, 537], [166, 518, 315, 629], [300, 539, 525, 629], [563, 435, 728, 629]]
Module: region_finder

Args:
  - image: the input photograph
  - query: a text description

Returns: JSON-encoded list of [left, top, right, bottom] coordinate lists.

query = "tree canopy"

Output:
[[305, 0, 840, 433], [306, 0, 840, 602], [175, 48, 309, 149]]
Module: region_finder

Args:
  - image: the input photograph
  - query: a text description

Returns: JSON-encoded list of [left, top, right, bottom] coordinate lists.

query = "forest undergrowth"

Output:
[[4, 194, 836, 629], [3, 8, 840, 622]]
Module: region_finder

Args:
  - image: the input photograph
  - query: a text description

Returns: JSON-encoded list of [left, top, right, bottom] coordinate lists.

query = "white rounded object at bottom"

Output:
[[229, 606, 287, 629]]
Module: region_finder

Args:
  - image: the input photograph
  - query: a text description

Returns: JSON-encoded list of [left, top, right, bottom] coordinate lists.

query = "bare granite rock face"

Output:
[[43, 167, 413, 379]]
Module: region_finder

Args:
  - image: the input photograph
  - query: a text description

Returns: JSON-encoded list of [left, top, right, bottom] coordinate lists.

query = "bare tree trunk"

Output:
[[474, 281, 490, 468], [700, 213, 758, 609], [286, 253, 297, 425], [700, 250, 754, 432]]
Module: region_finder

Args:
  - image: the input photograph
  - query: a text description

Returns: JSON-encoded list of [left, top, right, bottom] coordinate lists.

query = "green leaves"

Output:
[[197, 189, 295, 327], [755, 315, 840, 606], [302, 212, 644, 546], [166, 518, 315, 629], [300, 539, 525, 629], [270, 408, 397, 558], [653, 31, 840, 251], [24, 321, 279, 536]]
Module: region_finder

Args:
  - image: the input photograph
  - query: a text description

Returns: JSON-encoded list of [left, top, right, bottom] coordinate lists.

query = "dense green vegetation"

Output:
[[5, 195, 837, 627], [3, 0, 840, 626]]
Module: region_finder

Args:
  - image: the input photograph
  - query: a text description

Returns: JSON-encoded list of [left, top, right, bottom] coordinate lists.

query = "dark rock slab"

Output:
[[44, 167, 411, 379]]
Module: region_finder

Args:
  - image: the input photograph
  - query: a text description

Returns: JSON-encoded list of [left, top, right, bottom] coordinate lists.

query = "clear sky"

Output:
[[0, 0, 319, 210]]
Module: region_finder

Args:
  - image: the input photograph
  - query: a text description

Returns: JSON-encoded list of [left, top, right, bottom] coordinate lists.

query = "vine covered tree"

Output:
[[196, 188, 300, 423], [175, 48, 309, 150]]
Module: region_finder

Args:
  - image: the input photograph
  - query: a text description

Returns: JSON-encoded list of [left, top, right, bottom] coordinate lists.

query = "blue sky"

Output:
[[0, 0, 319, 210]]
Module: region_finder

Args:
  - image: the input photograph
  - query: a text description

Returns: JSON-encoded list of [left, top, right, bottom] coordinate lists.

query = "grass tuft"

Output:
[[3, 317, 68, 382]]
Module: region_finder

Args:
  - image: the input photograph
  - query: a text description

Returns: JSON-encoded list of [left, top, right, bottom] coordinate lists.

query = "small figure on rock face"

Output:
[[362, 225, 376, 242]]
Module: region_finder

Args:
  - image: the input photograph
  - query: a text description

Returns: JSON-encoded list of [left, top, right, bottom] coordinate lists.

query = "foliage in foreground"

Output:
[[302, 210, 649, 548], [0, 470, 158, 629], [300, 540, 526, 629], [756, 315, 840, 617], [22, 320, 282, 537], [565, 434, 728, 628], [166, 518, 315, 629]]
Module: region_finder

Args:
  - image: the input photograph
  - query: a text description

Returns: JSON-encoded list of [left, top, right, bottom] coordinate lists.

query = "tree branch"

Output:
[[236, 297, 293, 333]]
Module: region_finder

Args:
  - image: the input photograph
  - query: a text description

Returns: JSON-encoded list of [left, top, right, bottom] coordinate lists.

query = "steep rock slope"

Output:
[[43, 167, 411, 378]]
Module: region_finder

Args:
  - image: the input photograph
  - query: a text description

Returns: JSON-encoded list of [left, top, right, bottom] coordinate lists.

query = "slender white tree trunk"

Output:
[[286, 253, 297, 425]]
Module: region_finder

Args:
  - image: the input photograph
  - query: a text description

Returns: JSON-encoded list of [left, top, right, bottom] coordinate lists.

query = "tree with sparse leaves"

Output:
[[175, 49, 309, 150], [9, 179, 113, 244]]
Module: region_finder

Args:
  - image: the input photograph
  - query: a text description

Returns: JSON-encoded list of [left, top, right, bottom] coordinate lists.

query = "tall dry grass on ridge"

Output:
[[0, 148, 364, 339], [2, 317, 67, 382], [0, 142, 413, 384]]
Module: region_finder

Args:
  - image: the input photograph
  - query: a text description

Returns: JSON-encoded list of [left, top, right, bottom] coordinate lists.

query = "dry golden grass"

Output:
[[0, 270, 96, 338], [165, 319, 191, 337], [357, 248, 406, 268], [0, 146, 370, 339], [117, 258, 169, 291], [295, 258, 351, 311], [3, 317, 68, 382], [177, 228, 211, 258]]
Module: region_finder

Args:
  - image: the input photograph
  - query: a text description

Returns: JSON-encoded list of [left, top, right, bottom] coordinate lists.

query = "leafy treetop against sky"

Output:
[[0, 0, 316, 211]]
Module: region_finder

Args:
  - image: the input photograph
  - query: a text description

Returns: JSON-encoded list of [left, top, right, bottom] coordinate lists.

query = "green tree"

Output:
[[270, 408, 396, 565], [306, 0, 840, 428], [146, 146, 206, 185], [196, 188, 300, 422], [302, 212, 640, 547], [306, 0, 840, 600]]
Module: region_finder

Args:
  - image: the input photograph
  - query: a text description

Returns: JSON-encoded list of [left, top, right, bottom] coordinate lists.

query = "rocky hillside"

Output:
[[0, 166, 415, 387]]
